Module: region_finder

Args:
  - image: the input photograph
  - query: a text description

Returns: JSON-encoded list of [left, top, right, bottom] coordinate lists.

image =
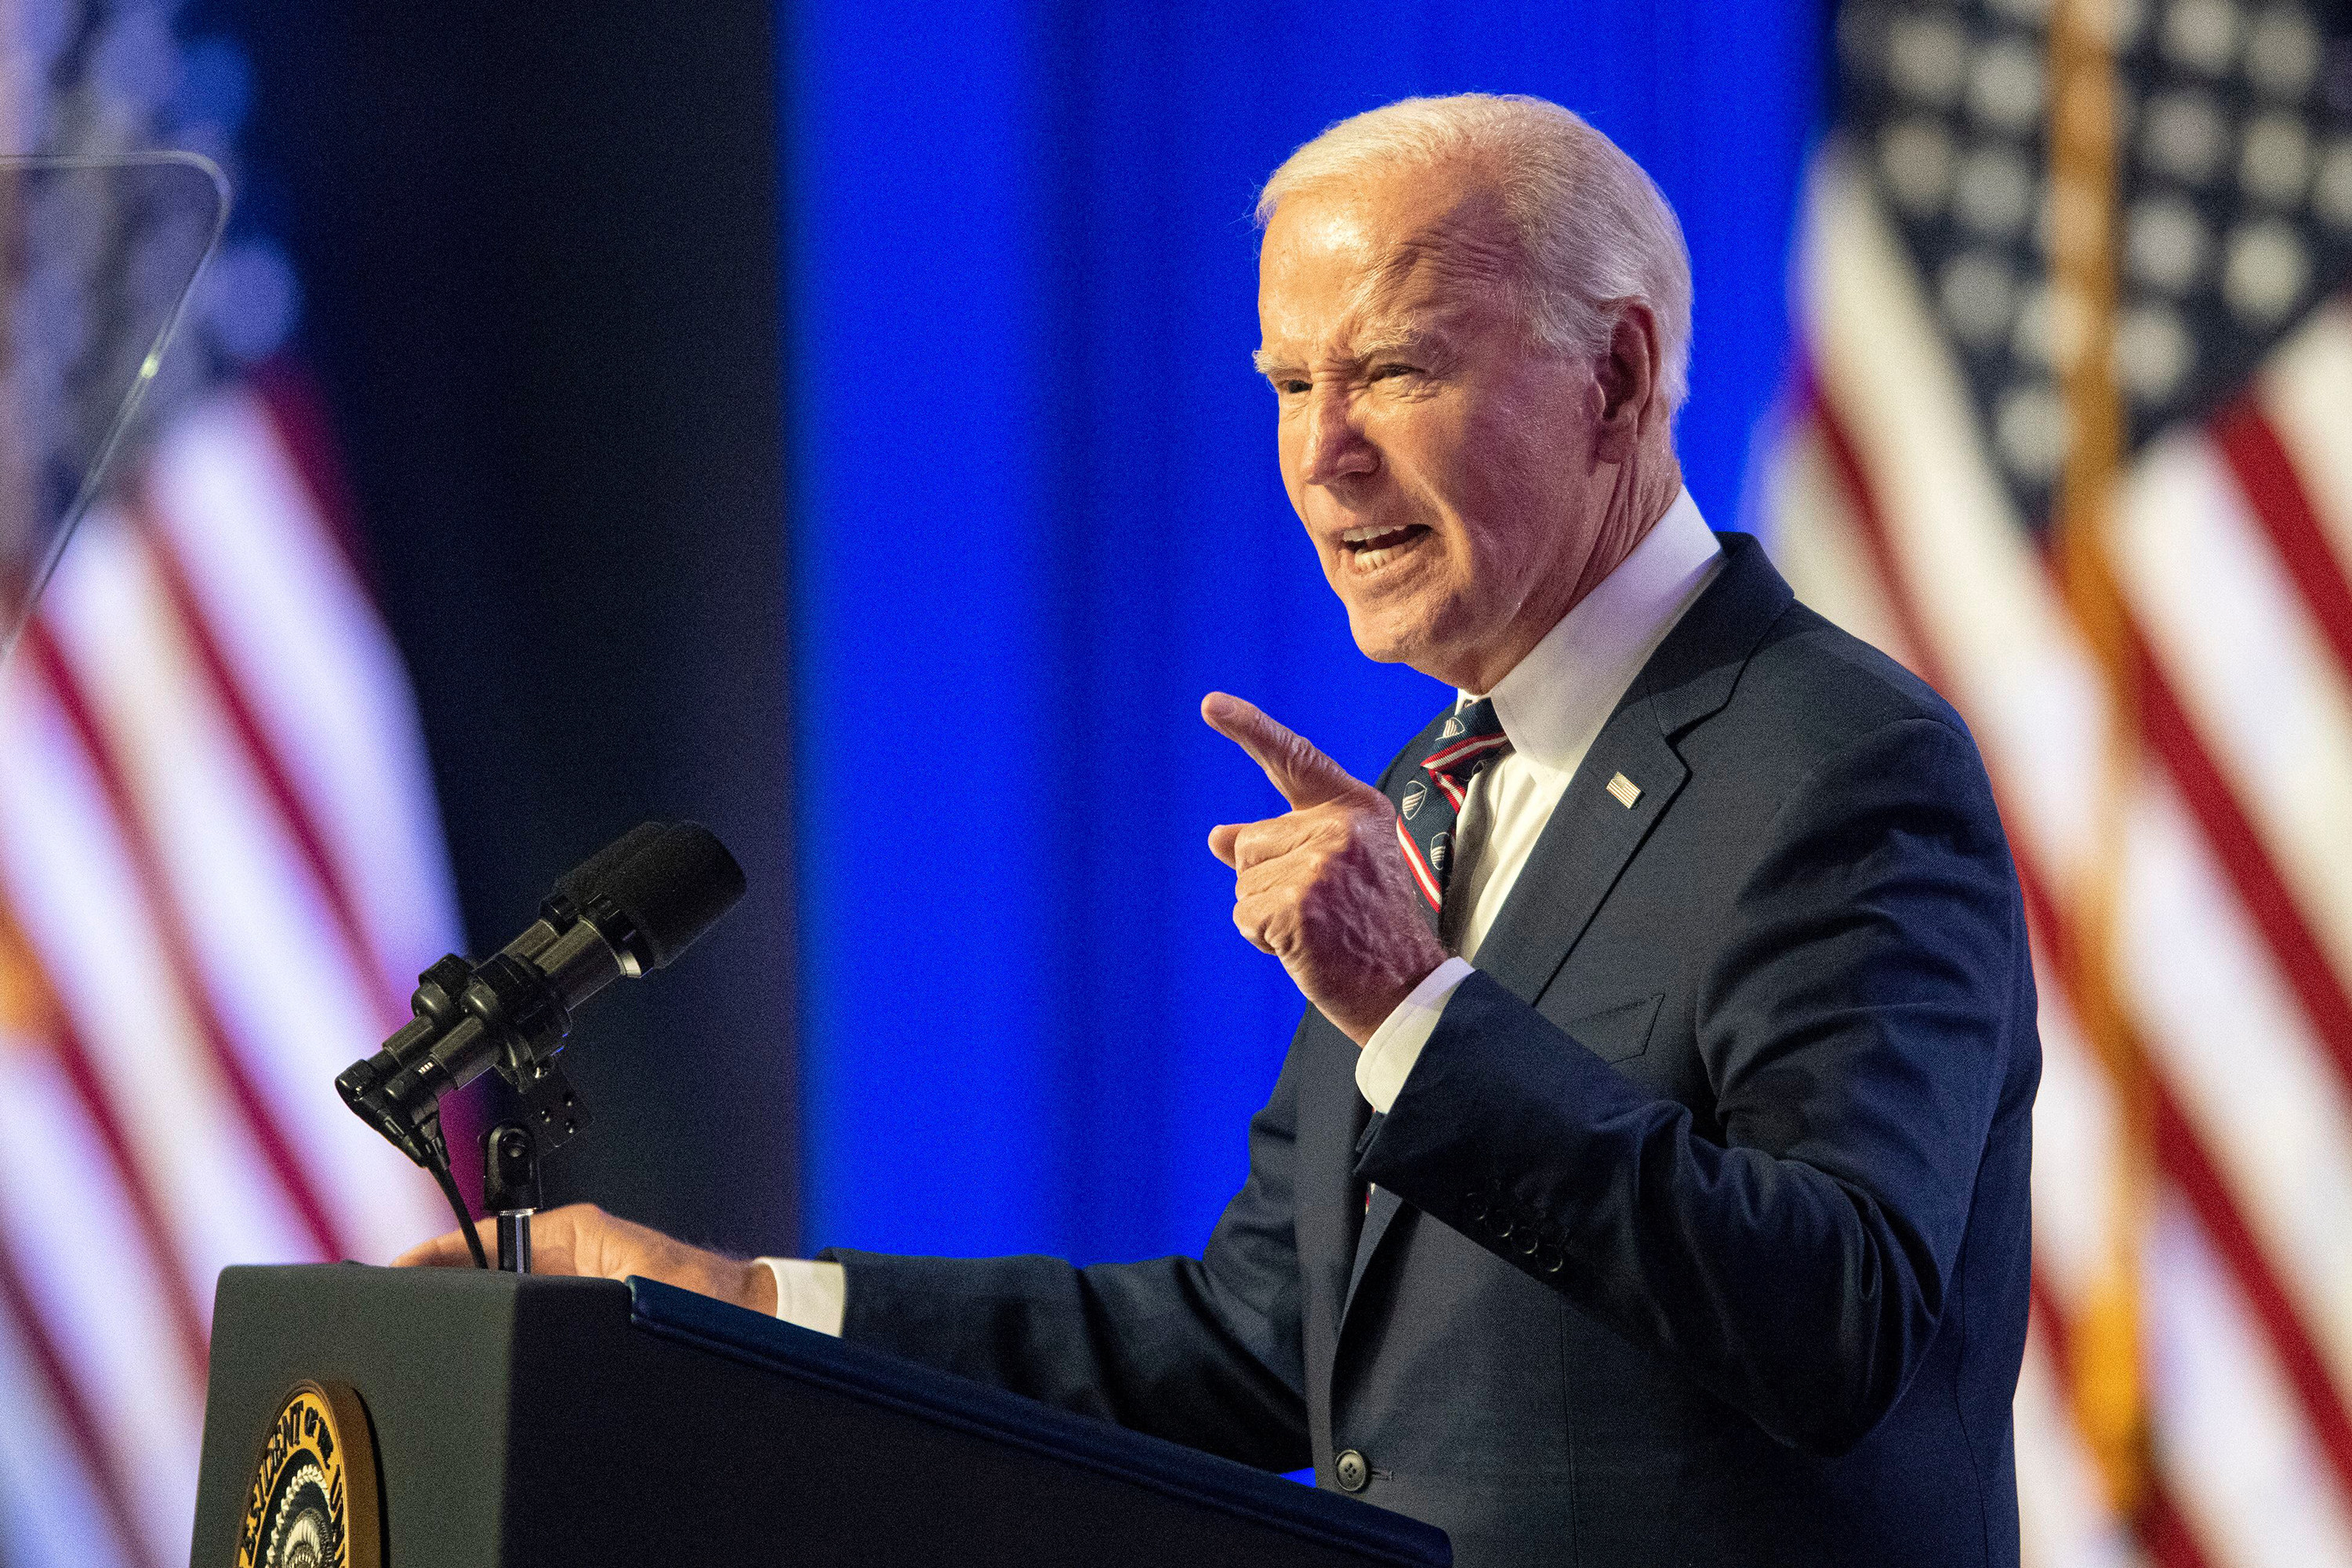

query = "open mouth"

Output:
[[1340, 523, 1432, 572]]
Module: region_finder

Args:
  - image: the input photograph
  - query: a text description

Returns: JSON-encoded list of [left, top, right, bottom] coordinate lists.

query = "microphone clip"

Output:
[[335, 922, 598, 1174], [468, 947, 593, 1152]]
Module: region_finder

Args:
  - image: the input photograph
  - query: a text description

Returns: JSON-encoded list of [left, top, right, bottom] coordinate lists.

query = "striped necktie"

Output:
[[1392, 698, 1512, 929]]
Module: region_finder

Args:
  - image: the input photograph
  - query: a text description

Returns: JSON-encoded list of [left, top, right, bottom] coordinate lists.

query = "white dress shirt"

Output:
[[762, 489, 1723, 1335], [1353, 488, 1722, 1109]]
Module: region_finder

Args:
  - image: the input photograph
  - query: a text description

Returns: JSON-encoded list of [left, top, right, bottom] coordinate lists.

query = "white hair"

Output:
[[1256, 93, 1693, 414]]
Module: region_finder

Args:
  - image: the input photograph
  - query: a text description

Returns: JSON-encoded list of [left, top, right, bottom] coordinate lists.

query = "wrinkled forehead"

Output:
[[1257, 169, 1519, 354]]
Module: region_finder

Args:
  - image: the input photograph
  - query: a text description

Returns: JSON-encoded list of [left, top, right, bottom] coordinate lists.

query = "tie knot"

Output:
[[1419, 698, 1510, 786]]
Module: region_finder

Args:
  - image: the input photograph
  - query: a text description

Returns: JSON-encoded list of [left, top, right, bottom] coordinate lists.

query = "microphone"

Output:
[[336, 822, 746, 1170], [343, 820, 670, 1139]]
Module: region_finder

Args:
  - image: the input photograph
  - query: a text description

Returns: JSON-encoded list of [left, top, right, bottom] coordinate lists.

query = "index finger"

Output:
[[1201, 691, 1370, 811]]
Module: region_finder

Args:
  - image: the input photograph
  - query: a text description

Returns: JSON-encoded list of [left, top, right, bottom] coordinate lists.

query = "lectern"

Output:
[[191, 1264, 1452, 1566]]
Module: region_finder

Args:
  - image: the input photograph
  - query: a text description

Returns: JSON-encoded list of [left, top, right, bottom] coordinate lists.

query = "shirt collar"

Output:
[[1463, 487, 1724, 775]]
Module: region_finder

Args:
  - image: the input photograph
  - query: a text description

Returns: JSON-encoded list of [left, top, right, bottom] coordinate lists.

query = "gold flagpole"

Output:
[[2047, 0, 2153, 1519]]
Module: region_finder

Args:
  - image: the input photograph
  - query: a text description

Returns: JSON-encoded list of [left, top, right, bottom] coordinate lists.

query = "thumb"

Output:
[[1202, 691, 1371, 811]]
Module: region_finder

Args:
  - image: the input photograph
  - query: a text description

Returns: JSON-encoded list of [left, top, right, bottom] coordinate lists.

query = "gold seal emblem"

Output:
[[236, 1381, 380, 1568]]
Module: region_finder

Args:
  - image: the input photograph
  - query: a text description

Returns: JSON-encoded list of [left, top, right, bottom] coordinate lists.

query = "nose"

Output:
[[1298, 383, 1377, 487]]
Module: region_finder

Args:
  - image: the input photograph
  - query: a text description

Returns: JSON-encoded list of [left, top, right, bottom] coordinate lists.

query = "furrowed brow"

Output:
[[1350, 328, 1443, 363], [1254, 325, 1452, 380]]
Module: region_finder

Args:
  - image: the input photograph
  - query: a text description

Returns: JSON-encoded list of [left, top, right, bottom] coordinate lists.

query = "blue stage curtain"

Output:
[[786, 2, 1824, 1262]]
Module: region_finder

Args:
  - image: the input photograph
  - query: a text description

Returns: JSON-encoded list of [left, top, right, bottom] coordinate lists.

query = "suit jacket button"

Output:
[[1537, 1243, 1566, 1274], [1463, 1191, 1490, 1220], [1513, 1229, 1541, 1257], [1334, 1448, 1370, 1492]]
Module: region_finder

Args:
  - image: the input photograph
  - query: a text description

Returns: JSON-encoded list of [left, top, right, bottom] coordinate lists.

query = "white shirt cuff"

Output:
[[1354, 956, 1477, 1112], [758, 1257, 846, 1336]]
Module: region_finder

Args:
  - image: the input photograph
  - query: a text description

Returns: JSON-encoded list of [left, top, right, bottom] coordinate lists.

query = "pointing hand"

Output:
[[1203, 692, 1446, 1046]]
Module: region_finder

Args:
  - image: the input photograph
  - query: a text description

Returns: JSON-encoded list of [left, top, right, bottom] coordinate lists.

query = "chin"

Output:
[[1344, 608, 1434, 670], [1346, 595, 1494, 688]]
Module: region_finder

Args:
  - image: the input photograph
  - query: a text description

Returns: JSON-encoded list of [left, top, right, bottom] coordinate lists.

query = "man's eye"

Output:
[[1276, 379, 1311, 395], [1370, 363, 1419, 381]]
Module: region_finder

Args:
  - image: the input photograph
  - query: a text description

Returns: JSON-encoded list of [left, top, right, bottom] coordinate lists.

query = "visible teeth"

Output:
[[1352, 537, 1422, 571], [1342, 524, 1417, 546]]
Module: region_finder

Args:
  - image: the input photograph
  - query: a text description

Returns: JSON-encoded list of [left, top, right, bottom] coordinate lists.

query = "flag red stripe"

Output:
[[248, 364, 374, 590], [2152, 1073, 2352, 1507], [2127, 626, 2352, 1098], [2141, 1487, 2218, 1568], [2208, 398, 2352, 696], [19, 619, 350, 1262], [133, 499, 407, 1029], [2028, 1283, 2220, 1568], [1802, 372, 1942, 682], [1810, 379, 2352, 1523], [2015, 857, 2352, 1512], [45, 1017, 211, 1378], [0, 1218, 160, 1568]]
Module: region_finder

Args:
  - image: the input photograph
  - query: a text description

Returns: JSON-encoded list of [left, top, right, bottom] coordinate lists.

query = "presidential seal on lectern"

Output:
[[236, 1381, 380, 1568]]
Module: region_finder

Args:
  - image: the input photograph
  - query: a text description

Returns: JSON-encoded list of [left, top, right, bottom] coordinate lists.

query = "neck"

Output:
[[1563, 441, 1682, 614], [1448, 443, 1684, 695]]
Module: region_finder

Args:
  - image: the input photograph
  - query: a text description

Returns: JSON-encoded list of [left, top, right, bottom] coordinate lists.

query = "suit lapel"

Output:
[[1334, 533, 1796, 1333], [1346, 1182, 1406, 1312], [1295, 1009, 1375, 1341], [1474, 533, 1792, 1004], [1470, 717, 1686, 1004]]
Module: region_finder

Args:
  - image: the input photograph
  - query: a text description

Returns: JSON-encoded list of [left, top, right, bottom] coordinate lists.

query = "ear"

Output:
[[1591, 300, 1664, 464]]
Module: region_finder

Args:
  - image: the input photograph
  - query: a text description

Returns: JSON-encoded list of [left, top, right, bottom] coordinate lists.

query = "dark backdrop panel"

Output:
[[201, 2, 793, 1251]]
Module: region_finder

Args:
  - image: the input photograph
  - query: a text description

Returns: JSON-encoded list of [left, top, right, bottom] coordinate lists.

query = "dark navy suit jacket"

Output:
[[829, 535, 2040, 1566]]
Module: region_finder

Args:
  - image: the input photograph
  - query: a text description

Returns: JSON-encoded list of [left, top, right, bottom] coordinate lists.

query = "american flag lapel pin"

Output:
[[1606, 771, 1641, 808]]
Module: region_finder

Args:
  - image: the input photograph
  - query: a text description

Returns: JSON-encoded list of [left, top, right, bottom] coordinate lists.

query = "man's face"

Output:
[[1256, 165, 1607, 693]]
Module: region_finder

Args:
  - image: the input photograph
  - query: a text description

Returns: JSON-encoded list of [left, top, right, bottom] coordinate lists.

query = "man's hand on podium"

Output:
[[395, 1203, 779, 1316]]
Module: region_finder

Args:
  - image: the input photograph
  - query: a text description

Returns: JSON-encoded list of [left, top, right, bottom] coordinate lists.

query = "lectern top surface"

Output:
[[195, 1265, 1457, 1568], [625, 1275, 1453, 1567]]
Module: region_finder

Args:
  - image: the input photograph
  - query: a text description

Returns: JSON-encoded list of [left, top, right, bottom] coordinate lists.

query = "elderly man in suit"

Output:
[[407, 93, 2039, 1567]]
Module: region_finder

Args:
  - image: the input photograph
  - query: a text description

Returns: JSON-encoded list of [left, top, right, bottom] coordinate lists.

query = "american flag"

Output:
[[1761, 0, 2352, 1563], [0, 5, 463, 1566]]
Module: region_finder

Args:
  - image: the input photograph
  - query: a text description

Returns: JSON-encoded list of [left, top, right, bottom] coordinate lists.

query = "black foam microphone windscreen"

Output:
[[552, 820, 672, 908], [602, 822, 746, 970]]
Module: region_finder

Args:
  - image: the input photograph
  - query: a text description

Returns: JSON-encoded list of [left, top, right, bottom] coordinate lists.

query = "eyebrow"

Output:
[[1250, 325, 1454, 379]]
